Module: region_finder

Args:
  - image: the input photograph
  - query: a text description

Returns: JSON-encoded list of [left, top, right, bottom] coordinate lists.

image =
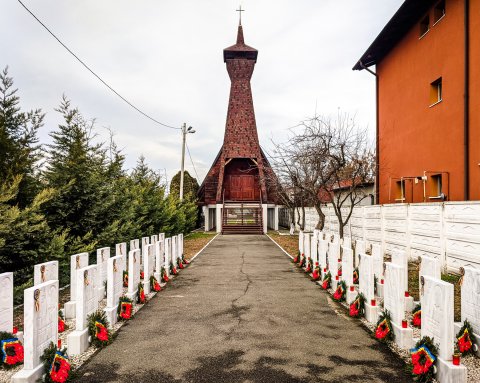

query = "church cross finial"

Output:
[[236, 5, 245, 26]]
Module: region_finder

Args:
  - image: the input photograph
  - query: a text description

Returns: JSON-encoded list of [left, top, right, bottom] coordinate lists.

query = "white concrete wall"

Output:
[[286, 201, 480, 272]]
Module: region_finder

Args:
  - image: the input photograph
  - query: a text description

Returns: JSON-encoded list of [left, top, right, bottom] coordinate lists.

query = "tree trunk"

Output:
[[314, 203, 325, 230]]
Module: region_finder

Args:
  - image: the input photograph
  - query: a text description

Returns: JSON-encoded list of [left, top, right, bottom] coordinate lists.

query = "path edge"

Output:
[[266, 233, 294, 260], [190, 233, 219, 262]]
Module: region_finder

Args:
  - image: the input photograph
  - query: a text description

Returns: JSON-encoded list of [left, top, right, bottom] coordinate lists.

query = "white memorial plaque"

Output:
[[384, 262, 405, 325], [341, 247, 354, 287], [178, 233, 184, 258], [318, 239, 328, 269], [391, 249, 408, 291], [69, 253, 89, 304], [419, 255, 441, 290], [304, 233, 311, 261], [159, 233, 165, 242], [165, 238, 172, 277], [96, 247, 110, 300], [343, 236, 352, 249], [116, 242, 127, 257], [299, 231, 304, 254], [130, 239, 140, 251], [172, 236, 178, 267], [143, 244, 155, 294], [141, 236, 150, 259], [106, 255, 125, 308], [421, 276, 454, 360], [33, 261, 58, 286], [23, 280, 59, 370], [75, 265, 99, 331], [371, 244, 383, 279], [355, 240, 366, 268], [359, 253, 375, 301], [328, 241, 340, 277], [0, 272, 13, 332], [461, 267, 480, 336], [311, 235, 318, 265], [150, 235, 158, 244], [128, 249, 141, 297]]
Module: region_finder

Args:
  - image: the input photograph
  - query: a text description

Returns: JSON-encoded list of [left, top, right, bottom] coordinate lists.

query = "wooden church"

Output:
[[198, 20, 280, 234]]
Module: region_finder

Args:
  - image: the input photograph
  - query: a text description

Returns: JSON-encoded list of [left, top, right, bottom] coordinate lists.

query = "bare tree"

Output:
[[272, 113, 375, 236]]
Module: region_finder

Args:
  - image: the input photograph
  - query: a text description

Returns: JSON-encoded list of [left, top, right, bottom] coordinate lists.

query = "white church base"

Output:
[[391, 321, 413, 350], [104, 305, 118, 327], [64, 300, 76, 319], [364, 302, 379, 324], [67, 328, 90, 355], [454, 322, 480, 357], [436, 357, 467, 383], [11, 364, 44, 383]]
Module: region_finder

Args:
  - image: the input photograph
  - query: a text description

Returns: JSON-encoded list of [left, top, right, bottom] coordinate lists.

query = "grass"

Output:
[[184, 231, 217, 260], [267, 232, 298, 257]]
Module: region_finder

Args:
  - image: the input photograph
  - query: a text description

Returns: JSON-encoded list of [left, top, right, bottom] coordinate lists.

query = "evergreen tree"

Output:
[[170, 170, 199, 199]]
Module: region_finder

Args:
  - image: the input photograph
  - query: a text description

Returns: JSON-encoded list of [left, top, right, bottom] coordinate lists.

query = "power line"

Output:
[[17, 0, 180, 130], [186, 142, 200, 181]]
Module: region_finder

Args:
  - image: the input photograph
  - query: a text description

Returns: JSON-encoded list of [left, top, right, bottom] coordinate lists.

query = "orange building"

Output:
[[354, 0, 479, 203]]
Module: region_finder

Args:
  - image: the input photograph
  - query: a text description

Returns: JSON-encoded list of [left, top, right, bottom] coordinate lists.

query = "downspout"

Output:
[[359, 60, 380, 205], [464, 0, 470, 200]]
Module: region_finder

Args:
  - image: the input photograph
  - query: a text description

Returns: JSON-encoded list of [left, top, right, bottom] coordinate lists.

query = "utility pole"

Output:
[[180, 123, 195, 201]]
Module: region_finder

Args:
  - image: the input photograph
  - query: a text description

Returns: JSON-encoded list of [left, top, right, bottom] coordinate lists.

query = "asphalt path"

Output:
[[75, 235, 410, 383]]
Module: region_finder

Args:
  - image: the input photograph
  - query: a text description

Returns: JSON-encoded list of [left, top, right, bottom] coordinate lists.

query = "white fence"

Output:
[[289, 202, 480, 272]]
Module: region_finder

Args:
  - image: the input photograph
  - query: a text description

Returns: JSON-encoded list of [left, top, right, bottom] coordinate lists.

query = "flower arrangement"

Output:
[[40, 342, 71, 383], [456, 320, 477, 355], [312, 263, 321, 281], [87, 310, 111, 348], [338, 266, 342, 277], [137, 282, 145, 304], [353, 268, 359, 284], [305, 258, 313, 273], [299, 254, 306, 268], [0, 331, 24, 368], [321, 271, 331, 290], [123, 270, 128, 287], [349, 293, 365, 318], [407, 336, 438, 382], [182, 254, 190, 265], [140, 271, 145, 280], [117, 296, 133, 320], [177, 258, 184, 270], [332, 281, 347, 302], [292, 251, 301, 264], [58, 309, 66, 333], [374, 275, 378, 294], [170, 262, 178, 276], [411, 304, 421, 328], [150, 275, 161, 292], [375, 310, 395, 342], [161, 266, 169, 283]]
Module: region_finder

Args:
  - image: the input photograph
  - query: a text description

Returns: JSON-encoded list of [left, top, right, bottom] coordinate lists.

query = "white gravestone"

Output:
[[328, 241, 340, 277], [104, 255, 126, 326], [143, 244, 155, 294], [311, 235, 318, 266], [172, 236, 178, 269], [116, 243, 127, 271], [359, 253, 375, 301], [33, 261, 58, 286], [421, 276, 454, 360], [341, 247, 354, 287], [419, 255, 441, 290], [150, 234, 158, 244], [130, 239, 140, 251], [96, 247, 110, 302], [178, 233, 184, 258], [12, 280, 58, 383], [64, 252, 89, 319], [343, 236, 352, 249], [299, 231, 304, 254], [0, 272, 13, 333], [141, 236, 150, 259], [460, 267, 480, 337], [67, 265, 99, 355], [165, 238, 172, 278], [355, 240, 366, 268], [391, 249, 408, 291], [304, 233, 311, 265], [159, 233, 165, 242], [371, 244, 383, 279], [127, 249, 141, 300], [384, 262, 406, 325], [154, 239, 165, 283], [318, 239, 328, 272]]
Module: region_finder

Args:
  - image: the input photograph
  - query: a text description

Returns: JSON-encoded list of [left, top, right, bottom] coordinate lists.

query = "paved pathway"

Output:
[[76, 235, 410, 383]]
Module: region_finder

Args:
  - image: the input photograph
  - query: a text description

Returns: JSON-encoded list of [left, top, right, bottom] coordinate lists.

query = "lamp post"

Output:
[[180, 123, 195, 201]]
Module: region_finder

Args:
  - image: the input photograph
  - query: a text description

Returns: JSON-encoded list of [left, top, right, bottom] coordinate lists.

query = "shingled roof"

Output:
[[353, 0, 437, 70]]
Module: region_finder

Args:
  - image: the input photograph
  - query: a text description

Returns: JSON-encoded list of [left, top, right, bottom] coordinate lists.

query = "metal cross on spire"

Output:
[[236, 5, 245, 26]]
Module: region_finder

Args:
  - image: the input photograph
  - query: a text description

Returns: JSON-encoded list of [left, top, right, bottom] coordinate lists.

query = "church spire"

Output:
[[236, 24, 245, 45], [236, 5, 245, 26]]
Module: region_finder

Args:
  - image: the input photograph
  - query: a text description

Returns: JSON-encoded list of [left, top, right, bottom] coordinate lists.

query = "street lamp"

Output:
[[180, 123, 195, 201]]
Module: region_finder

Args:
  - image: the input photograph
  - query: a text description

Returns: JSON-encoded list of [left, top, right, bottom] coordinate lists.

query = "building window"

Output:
[[429, 174, 445, 199], [434, 1, 446, 24], [395, 180, 405, 202], [420, 15, 430, 37], [430, 77, 442, 106]]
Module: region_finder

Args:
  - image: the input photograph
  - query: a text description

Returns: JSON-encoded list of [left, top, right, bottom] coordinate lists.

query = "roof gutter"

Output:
[[464, 0, 470, 200], [359, 60, 380, 205]]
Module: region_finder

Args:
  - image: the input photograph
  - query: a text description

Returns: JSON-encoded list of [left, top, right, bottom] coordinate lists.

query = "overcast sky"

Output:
[[3, 0, 403, 185]]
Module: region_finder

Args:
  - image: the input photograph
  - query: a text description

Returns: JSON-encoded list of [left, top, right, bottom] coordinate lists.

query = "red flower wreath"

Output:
[[49, 351, 71, 383], [411, 305, 421, 328], [58, 318, 65, 333], [119, 302, 132, 320], [95, 322, 109, 342], [1, 338, 24, 366], [312, 263, 320, 281]]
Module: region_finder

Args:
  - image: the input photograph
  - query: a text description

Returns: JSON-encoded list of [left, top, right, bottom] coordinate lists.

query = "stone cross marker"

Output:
[[341, 247, 354, 287], [419, 255, 441, 289], [143, 244, 155, 294], [355, 240, 366, 268], [359, 253, 375, 301], [127, 249, 141, 300], [371, 244, 383, 280], [0, 272, 13, 333], [165, 237, 172, 277], [64, 252, 89, 319], [461, 267, 480, 336], [104, 254, 126, 326], [12, 280, 58, 383], [384, 262, 406, 325], [33, 261, 58, 286], [96, 247, 110, 302], [421, 276, 454, 360]]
